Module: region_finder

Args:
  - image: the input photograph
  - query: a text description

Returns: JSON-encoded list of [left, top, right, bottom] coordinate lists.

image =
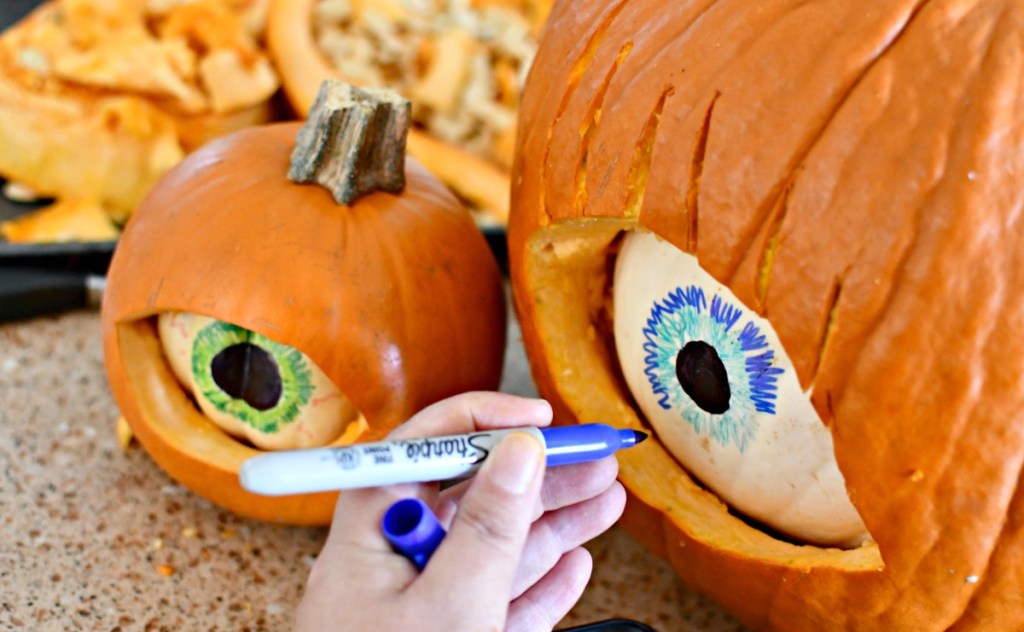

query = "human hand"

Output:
[[294, 392, 627, 632]]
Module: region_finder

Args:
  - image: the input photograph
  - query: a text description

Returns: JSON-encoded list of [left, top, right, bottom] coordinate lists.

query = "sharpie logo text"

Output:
[[402, 433, 492, 464]]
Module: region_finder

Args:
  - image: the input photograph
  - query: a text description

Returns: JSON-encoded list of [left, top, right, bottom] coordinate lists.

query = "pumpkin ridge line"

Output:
[[721, 0, 934, 284], [540, 0, 632, 224], [686, 91, 718, 255], [930, 109, 1024, 618], [827, 0, 1008, 409], [574, 41, 634, 218], [953, 456, 1024, 627], [753, 180, 793, 309], [854, 238, 1015, 623]]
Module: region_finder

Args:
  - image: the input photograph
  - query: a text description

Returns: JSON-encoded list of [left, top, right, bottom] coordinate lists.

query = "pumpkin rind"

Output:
[[509, 0, 1024, 628], [103, 122, 507, 525]]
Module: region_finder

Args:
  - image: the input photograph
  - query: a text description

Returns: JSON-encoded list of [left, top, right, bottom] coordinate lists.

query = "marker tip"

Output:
[[634, 430, 649, 444]]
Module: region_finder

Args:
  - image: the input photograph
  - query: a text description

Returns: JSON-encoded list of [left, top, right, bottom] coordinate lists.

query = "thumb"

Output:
[[415, 432, 545, 626]]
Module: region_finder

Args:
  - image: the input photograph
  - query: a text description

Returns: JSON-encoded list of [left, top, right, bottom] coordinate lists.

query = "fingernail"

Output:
[[528, 399, 553, 420], [483, 432, 544, 495]]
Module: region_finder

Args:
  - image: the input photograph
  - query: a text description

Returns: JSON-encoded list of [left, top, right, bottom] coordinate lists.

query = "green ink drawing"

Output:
[[191, 321, 314, 434]]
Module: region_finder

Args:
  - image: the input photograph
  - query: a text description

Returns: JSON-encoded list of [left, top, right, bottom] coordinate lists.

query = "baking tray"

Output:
[[0, 0, 37, 28], [0, 183, 507, 277], [0, 0, 120, 274]]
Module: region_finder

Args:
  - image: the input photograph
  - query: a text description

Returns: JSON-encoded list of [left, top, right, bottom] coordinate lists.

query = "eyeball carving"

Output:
[[159, 312, 361, 451], [614, 231, 868, 547]]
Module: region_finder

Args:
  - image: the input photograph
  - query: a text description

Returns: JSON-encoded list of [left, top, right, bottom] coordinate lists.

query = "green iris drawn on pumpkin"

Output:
[[191, 321, 314, 434]]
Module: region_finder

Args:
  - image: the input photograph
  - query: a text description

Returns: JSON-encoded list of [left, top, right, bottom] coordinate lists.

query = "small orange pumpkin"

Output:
[[103, 81, 506, 525], [509, 0, 1024, 629]]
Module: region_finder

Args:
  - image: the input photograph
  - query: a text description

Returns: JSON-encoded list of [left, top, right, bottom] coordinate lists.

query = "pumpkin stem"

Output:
[[288, 79, 411, 205]]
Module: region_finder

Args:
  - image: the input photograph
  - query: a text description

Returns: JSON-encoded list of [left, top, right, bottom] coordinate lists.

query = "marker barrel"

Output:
[[239, 424, 646, 496], [541, 425, 639, 466]]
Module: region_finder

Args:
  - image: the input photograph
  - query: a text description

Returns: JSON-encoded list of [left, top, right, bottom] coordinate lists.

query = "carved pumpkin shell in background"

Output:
[[0, 0, 279, 241], [266, 0, 553, 224], [509, 0, 1024, 629], [103, 84, 507, 525]]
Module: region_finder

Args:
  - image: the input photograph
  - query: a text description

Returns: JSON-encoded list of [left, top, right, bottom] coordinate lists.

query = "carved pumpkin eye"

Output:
[[614, 231, 868, 547], [158, 312, 361, 450]]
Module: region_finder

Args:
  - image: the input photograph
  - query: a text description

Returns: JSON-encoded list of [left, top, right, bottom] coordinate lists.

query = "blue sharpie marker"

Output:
[[239, 424, 648, 496]]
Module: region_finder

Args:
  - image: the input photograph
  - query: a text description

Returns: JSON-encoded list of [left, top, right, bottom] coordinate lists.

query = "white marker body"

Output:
[[239, 427, 544, 496]]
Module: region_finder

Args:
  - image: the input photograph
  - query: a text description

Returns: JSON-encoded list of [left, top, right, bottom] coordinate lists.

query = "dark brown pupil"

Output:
[[211, 343, 282, 411], [676, 340, 731, 415]]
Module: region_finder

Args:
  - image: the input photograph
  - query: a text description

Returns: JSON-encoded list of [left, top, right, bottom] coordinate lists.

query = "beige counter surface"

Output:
[[0, 307, 745, 631]]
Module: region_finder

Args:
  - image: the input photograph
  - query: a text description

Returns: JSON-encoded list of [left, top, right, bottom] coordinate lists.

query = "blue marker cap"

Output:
[[382, 498, 446, 570]]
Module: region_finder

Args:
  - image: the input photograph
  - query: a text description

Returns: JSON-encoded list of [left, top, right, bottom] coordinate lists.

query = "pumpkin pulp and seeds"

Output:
[[311, 0, 541, 182], [0, 0, 278, 241]]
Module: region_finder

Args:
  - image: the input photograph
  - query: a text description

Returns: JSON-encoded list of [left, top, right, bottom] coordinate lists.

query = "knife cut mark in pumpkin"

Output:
[[575, 41, 634, 216], [685, 92, 718, 254], [541, 0, 633, 223], [810, 279, 843, 384], [624, 85, 673, 221], [754, 181, 791, 305]]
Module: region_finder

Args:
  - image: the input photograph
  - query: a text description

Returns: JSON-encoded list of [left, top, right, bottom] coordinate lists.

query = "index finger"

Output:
[[323, 393, 551, 554], [387, 392, 553, 440]]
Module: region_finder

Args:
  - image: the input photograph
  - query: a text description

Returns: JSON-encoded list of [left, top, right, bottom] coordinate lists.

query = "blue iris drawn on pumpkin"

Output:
[[642, 285, 783, 451]]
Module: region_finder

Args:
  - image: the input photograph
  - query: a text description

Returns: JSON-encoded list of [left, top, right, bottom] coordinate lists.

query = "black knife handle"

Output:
[[0, 267, 103, 323]]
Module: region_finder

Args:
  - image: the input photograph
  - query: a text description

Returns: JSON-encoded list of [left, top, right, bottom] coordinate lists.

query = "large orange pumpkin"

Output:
[[509, 0, 1024, 629], [103, 83, 506, 525]]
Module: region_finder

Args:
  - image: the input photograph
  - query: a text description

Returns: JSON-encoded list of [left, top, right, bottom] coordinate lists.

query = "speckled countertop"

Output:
[[0, 304, 745, 631]]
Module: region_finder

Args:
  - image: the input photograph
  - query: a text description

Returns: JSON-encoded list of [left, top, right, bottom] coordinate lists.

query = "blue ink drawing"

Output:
[[641, 285, 784, 451]]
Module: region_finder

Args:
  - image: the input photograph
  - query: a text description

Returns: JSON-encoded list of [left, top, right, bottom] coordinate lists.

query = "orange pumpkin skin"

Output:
[[509, 0, 1024, 629], [103, 122, 506, 525]]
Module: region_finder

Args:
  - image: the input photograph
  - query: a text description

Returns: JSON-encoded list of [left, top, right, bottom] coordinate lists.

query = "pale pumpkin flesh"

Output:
[[0, 0, 278, 228], [509, 0, 1024, 628], [157, 311, 365, 451], [613, 231, 868, 548]]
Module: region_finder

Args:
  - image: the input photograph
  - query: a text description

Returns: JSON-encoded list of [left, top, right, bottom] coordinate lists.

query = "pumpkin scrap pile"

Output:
[[268, 0, 552, 224], [0, 0, 279, 243]]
